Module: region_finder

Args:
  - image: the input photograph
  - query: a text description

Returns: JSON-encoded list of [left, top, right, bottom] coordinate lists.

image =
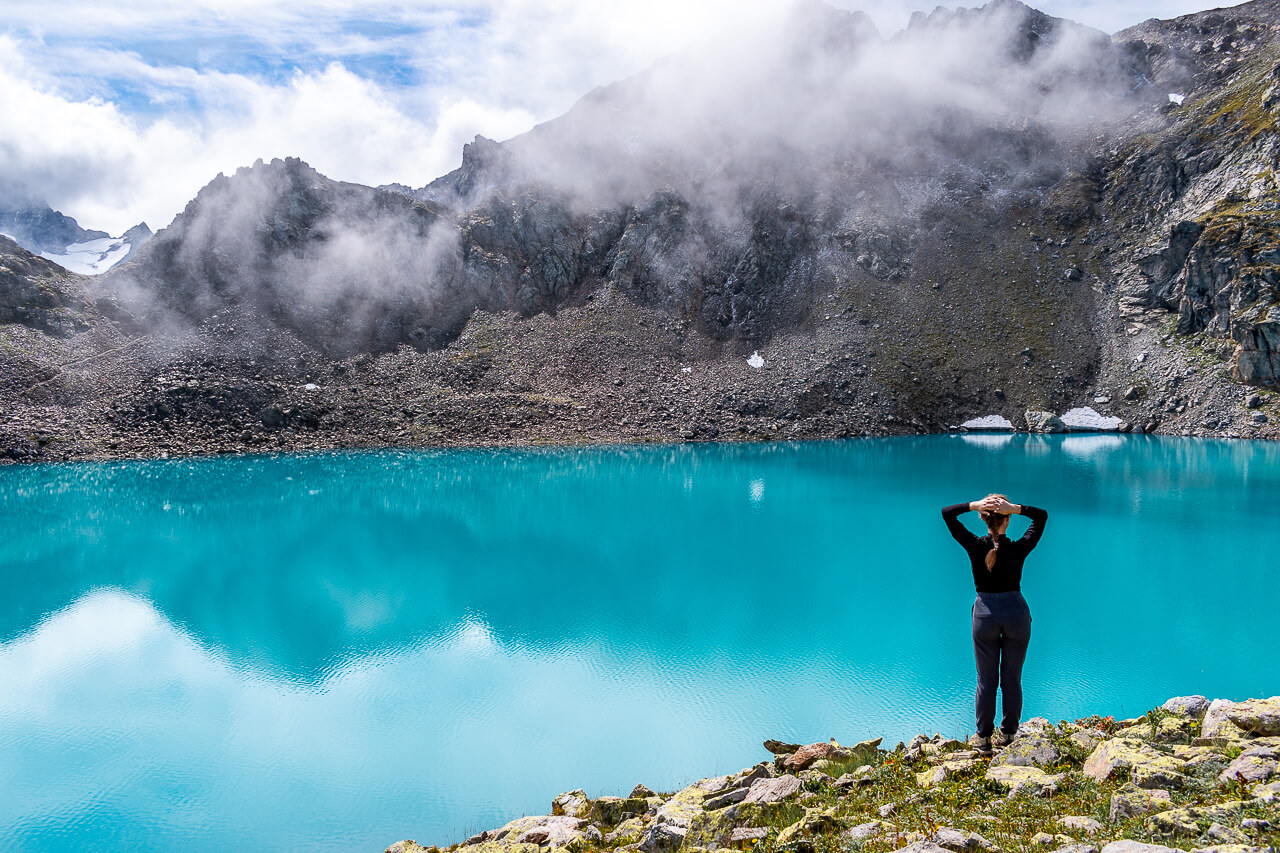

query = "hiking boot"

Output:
[[993, 729, 1015, 749], [974, 736, 993, 757]]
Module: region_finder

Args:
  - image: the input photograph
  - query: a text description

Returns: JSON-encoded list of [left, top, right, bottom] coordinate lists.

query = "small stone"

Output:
[[1059, 816, 1102, 836], [847, 820, 897, 842], [1100, 843, 1181, 853], [1252, 412, 1269, 424], [730, 827, 768, 844], [878, 803, 897, 818], [630, 784, 656, 798], [551, 789, 590, 818], [1246, 394, 1263, 409], [1123, 386, 1141, 401]]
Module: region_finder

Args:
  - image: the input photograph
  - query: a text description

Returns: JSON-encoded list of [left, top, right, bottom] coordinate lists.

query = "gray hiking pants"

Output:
[[972, 590, 1032, 738]]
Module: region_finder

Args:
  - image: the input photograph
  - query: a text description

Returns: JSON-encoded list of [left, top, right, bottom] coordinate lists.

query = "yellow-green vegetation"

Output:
[[1192, 52, 1280, 144], [384, 697, 1280, 853]]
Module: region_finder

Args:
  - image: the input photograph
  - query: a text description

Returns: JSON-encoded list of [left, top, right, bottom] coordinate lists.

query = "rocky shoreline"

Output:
[[384, 696, 1280, 853]]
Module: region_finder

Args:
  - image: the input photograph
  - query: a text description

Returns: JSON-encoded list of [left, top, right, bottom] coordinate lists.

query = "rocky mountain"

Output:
[[0, 197, 153, 275], [1, 0, 1278, 463]]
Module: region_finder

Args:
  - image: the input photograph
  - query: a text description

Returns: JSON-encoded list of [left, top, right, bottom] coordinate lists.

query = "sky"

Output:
[[0, 0, 1251, 235]]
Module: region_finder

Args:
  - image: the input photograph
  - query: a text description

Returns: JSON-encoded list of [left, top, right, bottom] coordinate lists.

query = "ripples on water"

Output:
[[1, 436, 1278, 850]]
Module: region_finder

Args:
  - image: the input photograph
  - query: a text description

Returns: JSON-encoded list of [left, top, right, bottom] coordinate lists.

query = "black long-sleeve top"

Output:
[[941, 503, 1048, 592]]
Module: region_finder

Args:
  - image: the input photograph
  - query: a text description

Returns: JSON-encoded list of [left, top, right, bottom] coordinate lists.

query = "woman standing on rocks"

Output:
[[941, 495, 1048, 756]]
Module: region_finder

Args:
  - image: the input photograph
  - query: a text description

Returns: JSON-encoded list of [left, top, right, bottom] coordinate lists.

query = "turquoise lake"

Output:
[[1, 435, 1277, 850]]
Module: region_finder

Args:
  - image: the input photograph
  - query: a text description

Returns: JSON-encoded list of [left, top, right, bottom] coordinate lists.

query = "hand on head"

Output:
[[978, 494, 1015, 515]]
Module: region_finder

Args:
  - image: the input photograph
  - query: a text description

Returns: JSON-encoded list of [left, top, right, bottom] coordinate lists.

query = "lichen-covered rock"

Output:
[[588, 796, 649, 824], [1252, 779, 1280, 802], [1083, 738, 1186, 786], [651, 784, 706, 828], [1108, 785, 1173, 821], [1225, 697, 1280, 736], [985, 764, 1064, 796], [603, 818, 645, 844], [990, 735, 1060, 769], [1202, 700, 1249, 742], [494, 815, 588, 847], [741, 774, 801, 804], [1218, 744, 1279, 784], [775, 807, 843, 845], [918, 757, 981, 788], [552, 790, 590, 818], [1163, 696, 1211, 720], [1147, 801, 1246, 838]]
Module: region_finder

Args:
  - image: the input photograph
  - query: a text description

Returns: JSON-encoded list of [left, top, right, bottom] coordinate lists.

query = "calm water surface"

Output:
[[1, 435, 1277, 850]]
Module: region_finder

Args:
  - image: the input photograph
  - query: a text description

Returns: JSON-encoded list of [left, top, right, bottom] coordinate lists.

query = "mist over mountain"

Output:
[[2, 0, 1278, 461]]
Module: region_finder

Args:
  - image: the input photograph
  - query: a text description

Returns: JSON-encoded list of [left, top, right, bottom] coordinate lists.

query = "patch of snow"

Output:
[[961, 414, 1014, 431], [1168, 93, 1185, 105], [681, 366, 692, 374], [1060, 406, 1123, 431], [40, 236, 133, 275], [304, 383, 319, 391], [747, 351, 764, 369]]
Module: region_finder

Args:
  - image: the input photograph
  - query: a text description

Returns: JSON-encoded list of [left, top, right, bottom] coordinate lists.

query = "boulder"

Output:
[[630, 784, 657, 798], [1226, 697, 1280, 736], [492, 816, 587, 848], [764, 739, 801, 755], [1108, 784, 1173, 821], [1025, 410, 1067, 433], [551, 789, 590, 818], [985, 764, 1064, 796], [742, 774, 801, 804], [589, 796, 650, 824], [1082, 738, 1186, 786], [782, 741, 849, 771], [1192, 846, 1272, 853], [1202, 699, 1249, 742], [654, 784, 705, 825], [1218, 744, 1279, 784], [1252, 779, 1280, 801], [1051, 846, 1099, 853], [1163, 696, 1211, 719], [604, 818, 645, 844], [990, 735, 1060, 769]]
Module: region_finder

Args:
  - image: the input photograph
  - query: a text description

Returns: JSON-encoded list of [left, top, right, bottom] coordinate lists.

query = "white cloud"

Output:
[[0, 0, 1256, 234]]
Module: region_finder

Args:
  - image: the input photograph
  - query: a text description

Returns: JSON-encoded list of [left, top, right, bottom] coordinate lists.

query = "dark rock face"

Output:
[[0, 236, 92, 336], [103, 157, 467, 354], [0, 205, 107, 255]]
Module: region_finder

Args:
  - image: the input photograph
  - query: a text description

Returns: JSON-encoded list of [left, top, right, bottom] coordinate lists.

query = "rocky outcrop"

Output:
[[384, 695, 1280, 853]]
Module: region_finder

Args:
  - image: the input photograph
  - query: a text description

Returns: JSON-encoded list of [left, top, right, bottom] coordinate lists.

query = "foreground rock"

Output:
[[385, 695, 1280, 853]]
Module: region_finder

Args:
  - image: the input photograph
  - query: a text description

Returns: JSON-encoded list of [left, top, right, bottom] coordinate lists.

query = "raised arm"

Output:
[[1015, 504, 1048, 551], [941, 502, 978, 547]]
